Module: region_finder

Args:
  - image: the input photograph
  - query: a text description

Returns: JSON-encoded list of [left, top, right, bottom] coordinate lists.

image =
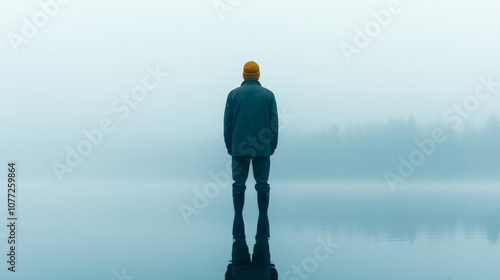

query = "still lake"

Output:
[[2, 181, 499, 280]]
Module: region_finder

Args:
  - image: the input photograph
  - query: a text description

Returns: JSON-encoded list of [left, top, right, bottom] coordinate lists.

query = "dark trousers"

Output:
[[232, 156, 271, 193]]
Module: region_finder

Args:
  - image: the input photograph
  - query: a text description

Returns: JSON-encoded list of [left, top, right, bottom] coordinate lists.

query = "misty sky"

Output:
[[1, 0, 500, 181]]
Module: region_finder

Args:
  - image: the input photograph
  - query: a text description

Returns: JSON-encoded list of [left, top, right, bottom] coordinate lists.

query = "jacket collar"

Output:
[[241, 79, 261, 86]]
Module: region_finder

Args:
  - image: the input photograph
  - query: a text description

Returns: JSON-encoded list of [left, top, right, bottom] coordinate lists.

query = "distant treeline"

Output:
[[271, 114, 500, 181]]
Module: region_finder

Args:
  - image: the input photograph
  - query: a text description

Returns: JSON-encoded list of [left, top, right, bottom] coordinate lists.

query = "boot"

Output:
[[255, 190, 270, 240], [232, 190, 245, 239], [253, 211, 271, 264]]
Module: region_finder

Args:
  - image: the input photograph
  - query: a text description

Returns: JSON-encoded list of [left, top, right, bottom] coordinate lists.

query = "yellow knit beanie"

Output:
[[243, 61, 260, 80]]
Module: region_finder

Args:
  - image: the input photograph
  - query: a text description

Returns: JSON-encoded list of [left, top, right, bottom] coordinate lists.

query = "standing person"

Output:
[[224, 61, 279, 264]]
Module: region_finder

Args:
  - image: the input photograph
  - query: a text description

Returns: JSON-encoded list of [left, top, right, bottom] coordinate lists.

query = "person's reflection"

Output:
[[225, 190, 277, 280]]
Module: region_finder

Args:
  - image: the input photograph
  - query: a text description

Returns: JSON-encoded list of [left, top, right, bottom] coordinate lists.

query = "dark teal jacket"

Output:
[[224, 79, 279, 156]]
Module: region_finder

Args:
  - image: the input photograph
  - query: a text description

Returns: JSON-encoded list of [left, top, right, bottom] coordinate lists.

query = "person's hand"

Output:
[[227, 149, 232, 156], [271, 149, 275, 156]]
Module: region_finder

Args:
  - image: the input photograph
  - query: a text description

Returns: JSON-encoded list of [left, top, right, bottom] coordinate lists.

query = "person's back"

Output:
[[224, 62, 278, 157], [224, 61, 278, 268]]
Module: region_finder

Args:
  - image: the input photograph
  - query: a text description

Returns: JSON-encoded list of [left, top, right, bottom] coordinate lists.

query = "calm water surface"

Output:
[[1, 181, 499, 280]]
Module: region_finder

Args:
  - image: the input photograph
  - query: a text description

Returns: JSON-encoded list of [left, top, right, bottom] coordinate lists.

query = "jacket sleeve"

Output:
[[223, 93, 233, 150], [269, 94, 279, 151]]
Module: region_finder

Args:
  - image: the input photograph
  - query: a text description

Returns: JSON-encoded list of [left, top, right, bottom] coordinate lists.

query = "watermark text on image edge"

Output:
[[6, 162, 18, 272]]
